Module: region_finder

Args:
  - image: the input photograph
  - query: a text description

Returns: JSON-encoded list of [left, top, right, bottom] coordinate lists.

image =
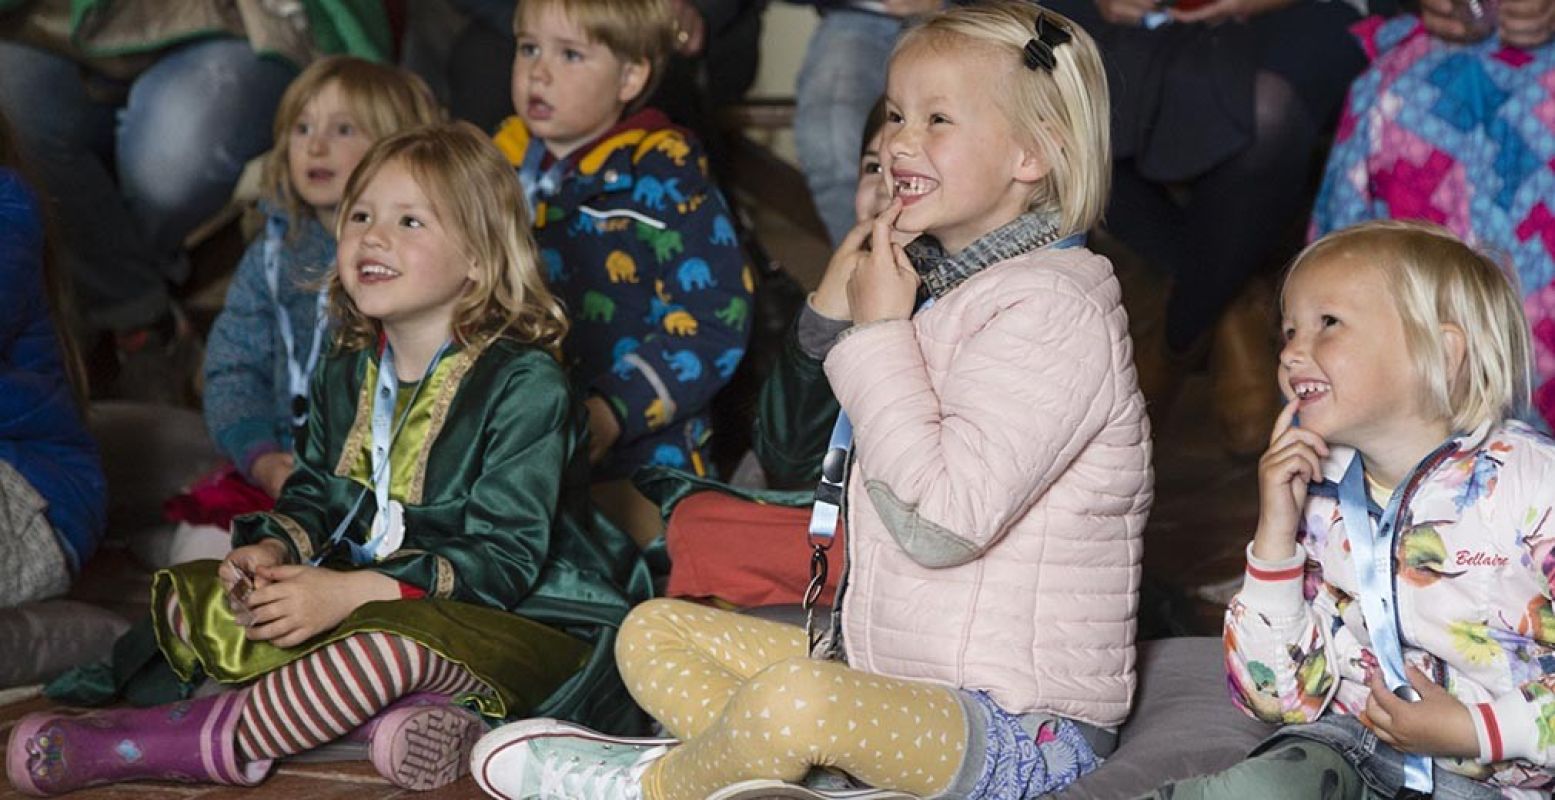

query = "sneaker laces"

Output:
[[534, 744, 669, 799]]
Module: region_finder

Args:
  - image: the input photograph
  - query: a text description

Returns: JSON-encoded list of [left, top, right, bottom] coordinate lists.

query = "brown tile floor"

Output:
[[1, 145, 1265, 800]]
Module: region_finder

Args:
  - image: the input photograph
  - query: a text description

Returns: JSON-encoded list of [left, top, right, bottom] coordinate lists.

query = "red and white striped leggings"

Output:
[[165, 595, 487, 761]]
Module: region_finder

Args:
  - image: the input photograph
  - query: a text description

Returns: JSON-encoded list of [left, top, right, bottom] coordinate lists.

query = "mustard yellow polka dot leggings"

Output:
[[616, 598, 968, 800]]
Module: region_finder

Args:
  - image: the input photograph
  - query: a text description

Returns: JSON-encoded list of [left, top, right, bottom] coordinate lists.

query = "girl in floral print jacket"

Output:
[[1199, 221, 1555, 800]]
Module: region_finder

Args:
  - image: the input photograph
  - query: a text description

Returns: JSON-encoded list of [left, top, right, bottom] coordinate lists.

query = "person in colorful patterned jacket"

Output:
[[1143, 221, 1555, 799], [492, 0, 752, 547]]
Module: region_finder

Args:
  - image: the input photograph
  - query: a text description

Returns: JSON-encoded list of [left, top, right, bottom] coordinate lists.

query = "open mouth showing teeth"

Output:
[[1292, 382, 1330, 400], [894, 176, 937, 196], [360, 263, 400, 278]]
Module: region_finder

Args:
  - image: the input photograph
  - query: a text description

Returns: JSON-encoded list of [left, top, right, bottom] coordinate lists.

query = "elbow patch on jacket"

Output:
[[864, 480, 979, 568]]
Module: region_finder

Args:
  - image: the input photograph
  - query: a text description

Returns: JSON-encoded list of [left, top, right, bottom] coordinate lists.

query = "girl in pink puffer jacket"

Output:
[[471, 3, 1152, 799]]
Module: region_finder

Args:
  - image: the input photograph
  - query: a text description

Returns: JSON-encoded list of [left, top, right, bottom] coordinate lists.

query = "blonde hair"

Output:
[[514, 0, 674, 112], [1287, 220, 1533, 432], [329, 122, 569, 353], [263, 56, 443, 228], [895, 1, 1110, 238]]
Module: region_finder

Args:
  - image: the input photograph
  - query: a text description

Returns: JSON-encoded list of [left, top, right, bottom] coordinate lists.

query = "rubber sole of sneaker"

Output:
[[706, 779, 919, 800], [470, 719, 678, 800], [368, 706, 486, 790]]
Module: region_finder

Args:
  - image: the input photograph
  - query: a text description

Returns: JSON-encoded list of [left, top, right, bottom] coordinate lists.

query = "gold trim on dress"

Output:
[[267, 513, 314, 563], [408, 336, 493, 504], [335, 361, 376, 478], [434, 555, 456, 598]]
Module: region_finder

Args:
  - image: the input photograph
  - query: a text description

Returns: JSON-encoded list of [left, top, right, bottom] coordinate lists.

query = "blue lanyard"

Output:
[[517, 138, 570, 218], [263, 216, 330, 429], [1336, 455, 1433, 795], [310, 340, 451, 566]]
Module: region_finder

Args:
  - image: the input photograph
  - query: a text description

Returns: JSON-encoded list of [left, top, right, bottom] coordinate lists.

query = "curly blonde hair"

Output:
[[328, 122, 568, 353]]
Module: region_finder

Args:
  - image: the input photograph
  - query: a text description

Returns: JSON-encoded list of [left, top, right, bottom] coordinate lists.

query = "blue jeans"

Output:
[[793, 9, 901, 246], [0, 37, 295, 331]]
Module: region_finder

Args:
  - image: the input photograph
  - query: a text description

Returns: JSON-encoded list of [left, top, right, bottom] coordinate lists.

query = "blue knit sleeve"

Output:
[[203, 237, 285, 476]]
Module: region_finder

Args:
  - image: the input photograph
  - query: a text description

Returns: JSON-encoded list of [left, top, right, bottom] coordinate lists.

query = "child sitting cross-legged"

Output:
[[6, 123, 651, 796]]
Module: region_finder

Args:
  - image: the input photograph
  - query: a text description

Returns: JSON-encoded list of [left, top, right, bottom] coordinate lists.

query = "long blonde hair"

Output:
[[329, 122, 569, 352], [897, 1, 1111, 239], [263, 56, 443, 229], [1287, 220, 1533, 432]]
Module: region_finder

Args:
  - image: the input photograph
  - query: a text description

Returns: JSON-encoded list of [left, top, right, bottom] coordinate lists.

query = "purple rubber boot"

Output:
[[6, 690, 273, 796]]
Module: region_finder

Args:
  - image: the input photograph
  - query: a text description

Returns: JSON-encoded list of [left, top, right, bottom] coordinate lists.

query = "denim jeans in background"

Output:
[[793, 9, 901, 246], [0, 37, 295, 332]]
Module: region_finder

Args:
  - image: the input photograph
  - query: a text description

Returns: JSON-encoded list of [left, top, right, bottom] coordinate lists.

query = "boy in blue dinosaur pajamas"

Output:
[[494, 0, 752, 545]]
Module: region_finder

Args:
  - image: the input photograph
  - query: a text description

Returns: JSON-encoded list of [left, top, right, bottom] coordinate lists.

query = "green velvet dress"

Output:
[[151, 336, 654, 734]]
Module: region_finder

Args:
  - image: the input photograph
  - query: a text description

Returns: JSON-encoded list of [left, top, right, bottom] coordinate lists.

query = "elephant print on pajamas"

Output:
[[663, 309, 698, 336], [715, 348, 744, 380], [580, 291, 615, 323], [711, 215, 737, 247], [715, 297, 748, 329], [678, 258, 715, 292], [606, 251, 639, 284], [663, 350, 703, 382]]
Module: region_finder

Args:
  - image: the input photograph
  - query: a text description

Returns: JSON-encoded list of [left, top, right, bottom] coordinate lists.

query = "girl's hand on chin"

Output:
[[813, 220, 874, 320], [847, 200, 921, 325]]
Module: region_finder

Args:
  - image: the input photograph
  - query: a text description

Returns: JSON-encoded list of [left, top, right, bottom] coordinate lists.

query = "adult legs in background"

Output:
[[793, 10, 899, 245], [0, 38, 292, 333]]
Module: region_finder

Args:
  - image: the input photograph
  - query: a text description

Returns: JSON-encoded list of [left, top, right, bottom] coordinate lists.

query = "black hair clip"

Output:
[[1022, 13, 1073, 72]]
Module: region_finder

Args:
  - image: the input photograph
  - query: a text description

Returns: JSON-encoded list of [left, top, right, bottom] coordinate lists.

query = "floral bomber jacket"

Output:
[[1226, 420, 1555, 796]]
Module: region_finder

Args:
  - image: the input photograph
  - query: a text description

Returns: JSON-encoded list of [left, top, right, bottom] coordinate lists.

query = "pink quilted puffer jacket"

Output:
[[823, 246, 1152, 728]]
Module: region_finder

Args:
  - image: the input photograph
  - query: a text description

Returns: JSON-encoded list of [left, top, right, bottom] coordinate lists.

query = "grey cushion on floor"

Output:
[[1056, 637, 1275, 799], [0, 599, 130, 688]]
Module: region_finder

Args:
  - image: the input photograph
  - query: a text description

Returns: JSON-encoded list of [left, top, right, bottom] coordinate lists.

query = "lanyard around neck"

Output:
[[800, 231, 1087, 646], [1336, 455, 1434, 795], [310, 340, 451, 566], [517, 138, 570, 218], [263, 216, 330, 429]]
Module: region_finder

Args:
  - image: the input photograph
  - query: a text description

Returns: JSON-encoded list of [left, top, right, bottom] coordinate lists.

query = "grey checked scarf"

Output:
[[904, 211, 1062, 299]]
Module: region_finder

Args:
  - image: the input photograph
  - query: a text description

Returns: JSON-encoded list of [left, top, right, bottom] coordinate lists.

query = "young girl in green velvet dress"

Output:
[[7, 122, 651, 796]]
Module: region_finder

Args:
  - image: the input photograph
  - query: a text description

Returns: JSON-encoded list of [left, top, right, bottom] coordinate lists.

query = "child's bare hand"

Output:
[[813, 220, 873, 320], [846, 200, 920, 325], [1499, 0, 1555, 49], [1363, 667, 1480, 759], [250, 452, 295, 498], [1251, 398, 1329, 561], [244, 565, 365, 647], [220, 540, 289, 593]]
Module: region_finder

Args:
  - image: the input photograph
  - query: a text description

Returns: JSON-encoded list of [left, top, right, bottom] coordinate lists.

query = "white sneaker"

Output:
[[470, 718, 675, 800]]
